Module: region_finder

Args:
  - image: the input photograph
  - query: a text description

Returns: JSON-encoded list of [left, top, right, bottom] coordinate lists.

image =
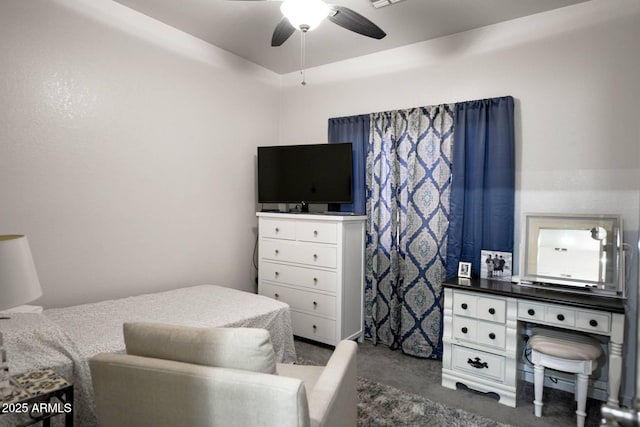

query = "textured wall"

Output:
[[0, 0, 281, 307]]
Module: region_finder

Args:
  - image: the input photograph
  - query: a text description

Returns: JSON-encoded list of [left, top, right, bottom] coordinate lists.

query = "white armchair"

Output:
[[89, 322, 357, 427]]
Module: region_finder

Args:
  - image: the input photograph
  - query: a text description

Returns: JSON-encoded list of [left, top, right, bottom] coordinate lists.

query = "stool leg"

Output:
[[575, 373, 589, 427], [533, 364, 544, 417]]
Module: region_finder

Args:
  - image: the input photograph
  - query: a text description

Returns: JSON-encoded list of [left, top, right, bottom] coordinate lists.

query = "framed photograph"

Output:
[[458, 262, 472, 278], [480, 250, 513, 282]]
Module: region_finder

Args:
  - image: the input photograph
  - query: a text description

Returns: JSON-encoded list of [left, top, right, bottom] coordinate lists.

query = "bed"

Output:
[[2, 284, 297, 426]]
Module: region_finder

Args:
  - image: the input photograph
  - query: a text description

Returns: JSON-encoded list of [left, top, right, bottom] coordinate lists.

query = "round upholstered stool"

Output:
[[529, 327, 602, 427]]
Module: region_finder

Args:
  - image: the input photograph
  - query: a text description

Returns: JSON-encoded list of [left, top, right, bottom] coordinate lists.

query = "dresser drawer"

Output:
[[260, 219, 296, 240], [296, 221, 337, 244], [260, 283, 336, 317], [261, 240, 337, 268], [295, 244, 337, 268], [452, 345, 505, 382], [291, 311, 336, 343], [260, 262, 337, 292]]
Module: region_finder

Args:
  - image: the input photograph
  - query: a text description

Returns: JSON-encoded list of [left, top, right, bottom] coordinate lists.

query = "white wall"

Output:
[[278, 0, 640, 404], [0, 0, 281, 307], [279, 0, 640, 235]]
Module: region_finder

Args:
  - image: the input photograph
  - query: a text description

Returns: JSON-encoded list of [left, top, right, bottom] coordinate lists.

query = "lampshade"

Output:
[[0, 235, 42, 310], [281, 0, 330, 31]]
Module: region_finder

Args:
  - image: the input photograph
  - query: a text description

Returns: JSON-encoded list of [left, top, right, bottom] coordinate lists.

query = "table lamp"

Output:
[[0, 235, 43, 399]]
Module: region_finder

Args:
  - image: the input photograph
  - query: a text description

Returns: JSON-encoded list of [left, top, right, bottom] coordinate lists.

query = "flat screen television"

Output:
[[257, 143, 353, 209]]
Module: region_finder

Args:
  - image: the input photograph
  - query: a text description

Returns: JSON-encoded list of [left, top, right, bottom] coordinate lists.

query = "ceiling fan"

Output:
[[233, 0, 386, 84]]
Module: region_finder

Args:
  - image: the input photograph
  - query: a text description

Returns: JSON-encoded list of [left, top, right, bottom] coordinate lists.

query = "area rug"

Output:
[[357, 376, 512, 427]]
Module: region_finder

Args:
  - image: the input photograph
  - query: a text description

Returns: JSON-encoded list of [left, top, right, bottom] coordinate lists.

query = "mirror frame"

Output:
[[520, 213, 624, 297]]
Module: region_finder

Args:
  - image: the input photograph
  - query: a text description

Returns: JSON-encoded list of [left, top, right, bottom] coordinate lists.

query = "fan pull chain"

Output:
[[300, 29, 307, 86]]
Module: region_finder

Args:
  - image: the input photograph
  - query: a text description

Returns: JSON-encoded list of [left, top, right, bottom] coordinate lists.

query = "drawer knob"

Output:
[[274, 293, 279, 299], [467, 357, 488, 369], [313, 277, 318, 283], [488, 308, 496, 315], [528, 309, 535, 316], [313, 301, 317, 307], [312, 325, 317, 330], [489, 333, 496, 340], [313, 230, 318, 236], [461, 303, 468, 310], [274, 272, 279, 277], [275, 249, 279, 255], [275, 227, 279, 233], [557, 314, 565, 321], [313, 254, 318, 260], [461, 327, 468, 334], [589, 319, 598, 327]]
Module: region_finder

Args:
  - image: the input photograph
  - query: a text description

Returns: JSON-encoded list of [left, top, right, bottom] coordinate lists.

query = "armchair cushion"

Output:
[[123, 322, 277, 374]]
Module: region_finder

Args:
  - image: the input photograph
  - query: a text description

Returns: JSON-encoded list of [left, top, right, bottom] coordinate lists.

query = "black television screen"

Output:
[[257, 143, 353, 205]]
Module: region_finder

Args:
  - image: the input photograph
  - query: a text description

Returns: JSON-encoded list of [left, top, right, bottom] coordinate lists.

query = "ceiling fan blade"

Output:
[[271, 16, 296, 46], [327, 5, 386, 40]]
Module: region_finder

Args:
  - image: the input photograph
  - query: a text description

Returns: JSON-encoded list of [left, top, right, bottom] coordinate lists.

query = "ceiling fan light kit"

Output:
[[281, 0, 330, 31], [234, 0, 386, 85]]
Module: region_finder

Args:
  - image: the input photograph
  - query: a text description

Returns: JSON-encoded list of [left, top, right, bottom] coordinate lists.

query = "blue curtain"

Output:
[[445, 96, 515, 278], [328, 114, 369, 214]]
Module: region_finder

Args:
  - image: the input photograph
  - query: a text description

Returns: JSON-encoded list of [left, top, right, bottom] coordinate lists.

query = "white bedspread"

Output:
[[2, 284, 296, 426]]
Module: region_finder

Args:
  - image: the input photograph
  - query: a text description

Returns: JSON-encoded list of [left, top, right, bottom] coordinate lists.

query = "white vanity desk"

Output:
[[442, 278, 626, 408]]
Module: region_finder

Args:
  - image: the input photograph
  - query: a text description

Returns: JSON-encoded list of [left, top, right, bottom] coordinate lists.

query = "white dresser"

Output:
[[256, 212, 366, 346]]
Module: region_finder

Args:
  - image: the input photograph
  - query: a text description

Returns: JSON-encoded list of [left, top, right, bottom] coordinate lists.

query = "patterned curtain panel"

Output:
[[365, 105, 454, 358]]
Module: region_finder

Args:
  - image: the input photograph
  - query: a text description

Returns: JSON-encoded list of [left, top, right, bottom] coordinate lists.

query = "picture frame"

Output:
[[480, 250, 513, 282], [458, 261, 472, 278]]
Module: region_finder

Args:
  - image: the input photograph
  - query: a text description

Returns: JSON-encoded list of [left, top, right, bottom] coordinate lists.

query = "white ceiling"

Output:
[[112, 0, 589, 74]]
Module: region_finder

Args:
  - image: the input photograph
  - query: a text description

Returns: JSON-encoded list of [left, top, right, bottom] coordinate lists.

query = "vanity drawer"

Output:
[[453, 317, 477, 343], [452, 345, 505, 382], [576, 310, 610, 334], [545, 306, 576, 327], [477, 322, 506, 349], [453, 292, 477, 317], [296, 221, 337, 244], [453, 291, 506, 323], [260, 283, 336, 317], [477, 297, 506, 323], [260, 219, 296, 240], [518, 301, 546, 322], [453, 317, 505, 349], [261, 262, 337, 292]]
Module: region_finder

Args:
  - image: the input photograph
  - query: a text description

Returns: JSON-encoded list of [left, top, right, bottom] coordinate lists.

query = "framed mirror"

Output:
[[520, 213, 624, 297]]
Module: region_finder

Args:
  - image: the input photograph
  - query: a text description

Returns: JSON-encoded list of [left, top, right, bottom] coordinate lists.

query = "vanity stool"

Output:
[[529, 327, 602, 427]]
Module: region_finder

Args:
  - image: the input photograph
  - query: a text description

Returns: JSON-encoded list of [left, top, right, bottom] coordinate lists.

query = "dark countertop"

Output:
[[443, 277, 626, 314]]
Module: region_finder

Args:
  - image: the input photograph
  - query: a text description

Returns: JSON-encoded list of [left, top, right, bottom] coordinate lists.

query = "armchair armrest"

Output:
[[307, 340, 358, 427]]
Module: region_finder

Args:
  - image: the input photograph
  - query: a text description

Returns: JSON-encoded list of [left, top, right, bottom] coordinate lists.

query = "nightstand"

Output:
[[1, 369, 73, 426]]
